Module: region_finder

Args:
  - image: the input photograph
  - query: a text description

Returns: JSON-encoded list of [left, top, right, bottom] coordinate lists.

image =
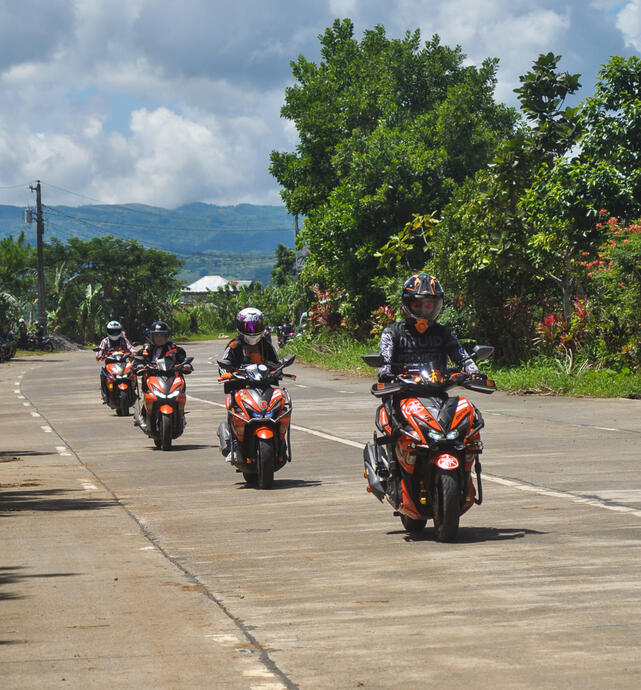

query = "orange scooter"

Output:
[[133, 356, 193, 450], [361, 346, 496, 542], [217, 355, 295, 489]]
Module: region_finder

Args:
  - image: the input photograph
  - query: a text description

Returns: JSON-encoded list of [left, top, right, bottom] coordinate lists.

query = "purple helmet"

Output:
[[236, 307, 265, 345]]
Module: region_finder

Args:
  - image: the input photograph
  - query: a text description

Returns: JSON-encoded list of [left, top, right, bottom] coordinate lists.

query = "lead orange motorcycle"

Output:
[[361, 346, 496, 542]]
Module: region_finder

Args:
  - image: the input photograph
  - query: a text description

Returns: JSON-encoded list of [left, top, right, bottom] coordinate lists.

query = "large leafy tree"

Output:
[[432, 53, 582, 360], [44, 236, 184, 342], [270, 19, 516, 320]]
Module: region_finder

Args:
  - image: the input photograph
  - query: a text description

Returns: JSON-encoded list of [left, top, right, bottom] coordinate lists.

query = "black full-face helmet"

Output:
[[401, 273, 444, 326], [150, 320, 170, 346]]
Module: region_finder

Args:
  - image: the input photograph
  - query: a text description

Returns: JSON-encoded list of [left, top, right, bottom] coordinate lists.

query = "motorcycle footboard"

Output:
[[363, 441, 388, 501]]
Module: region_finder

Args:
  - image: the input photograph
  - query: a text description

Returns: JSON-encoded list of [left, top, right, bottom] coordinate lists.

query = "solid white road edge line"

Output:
[[187, 393, 641, 519]]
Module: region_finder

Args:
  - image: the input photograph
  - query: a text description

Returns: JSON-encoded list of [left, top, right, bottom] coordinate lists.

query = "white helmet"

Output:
[[107, 320, 122, 342], [236, 307, 265, 345]]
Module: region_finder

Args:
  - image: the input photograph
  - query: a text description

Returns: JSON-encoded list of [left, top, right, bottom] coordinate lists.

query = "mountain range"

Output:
[[0, 202, 296, 284]]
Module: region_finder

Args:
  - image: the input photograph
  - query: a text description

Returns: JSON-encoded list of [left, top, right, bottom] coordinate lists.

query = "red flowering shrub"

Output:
[[369, 305, 396, 336]]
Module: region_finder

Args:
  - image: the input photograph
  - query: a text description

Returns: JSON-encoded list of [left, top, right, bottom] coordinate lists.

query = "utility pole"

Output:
[[29, 180, 46, 330]]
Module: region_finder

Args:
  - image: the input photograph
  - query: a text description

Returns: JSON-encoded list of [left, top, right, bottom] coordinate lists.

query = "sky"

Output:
[[0, 0, 639, 209]]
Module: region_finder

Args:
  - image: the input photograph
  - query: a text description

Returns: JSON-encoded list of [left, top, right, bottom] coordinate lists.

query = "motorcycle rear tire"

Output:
[[43, 341, 54, 352], [257, 438, 274, 489], [436, 472, 460, 543], [400, 514, 427, 534], [161, 415, 172, 451]]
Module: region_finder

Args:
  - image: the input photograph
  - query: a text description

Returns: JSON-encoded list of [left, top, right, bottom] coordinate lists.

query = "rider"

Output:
[[96, 320, 136, 401], [136, 320, 192, 430], [220, 308, 279, 373], [17, 318, 28, 344], [218, 308, 280, 460], [377, 273, 486, 504]]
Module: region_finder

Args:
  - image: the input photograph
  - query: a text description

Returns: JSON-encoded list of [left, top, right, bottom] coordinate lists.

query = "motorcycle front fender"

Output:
[[159, 404, 174, 415], [255, 426, 274, 439]]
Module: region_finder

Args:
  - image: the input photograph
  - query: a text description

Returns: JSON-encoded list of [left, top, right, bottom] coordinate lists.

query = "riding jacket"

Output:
[[96, 335, 136, 359], [378, 320, 479, 382], [220, 336, 279, 372], [139, 341, 187, 365]]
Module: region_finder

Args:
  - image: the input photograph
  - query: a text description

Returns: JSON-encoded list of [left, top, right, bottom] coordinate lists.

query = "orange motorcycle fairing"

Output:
[[400, 478, 422, 519], [400, 397, 443, 437], [396, 435, 417, 474]]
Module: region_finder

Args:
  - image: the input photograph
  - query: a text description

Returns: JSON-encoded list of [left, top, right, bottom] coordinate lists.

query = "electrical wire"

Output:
[[0, 182, 31, 190]]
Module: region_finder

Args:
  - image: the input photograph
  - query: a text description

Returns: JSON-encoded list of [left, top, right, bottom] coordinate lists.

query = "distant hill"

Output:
[[0, 202, 295, 284]]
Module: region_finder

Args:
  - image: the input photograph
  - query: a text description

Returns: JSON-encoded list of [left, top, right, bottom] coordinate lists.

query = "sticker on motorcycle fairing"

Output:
[[435, 454, 459, 470]]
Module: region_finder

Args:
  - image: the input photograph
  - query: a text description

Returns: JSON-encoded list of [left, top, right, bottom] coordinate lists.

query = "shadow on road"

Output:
[[0, 566, 78, 605], [165, 444, 217, 451], [0, 450, 53, 458], [237, 478, 323, 490], [387, 526, 546, 543], [0, 488, 119, 515]]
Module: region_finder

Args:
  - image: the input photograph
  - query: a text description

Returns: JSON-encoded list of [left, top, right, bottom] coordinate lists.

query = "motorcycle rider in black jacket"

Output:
[[377, 273, 486, 506]]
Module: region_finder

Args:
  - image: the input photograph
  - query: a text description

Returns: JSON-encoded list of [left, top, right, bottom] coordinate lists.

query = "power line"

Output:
[[0, 182, 30, 190], [41, 203, 241, 234], [42, 212, 193, 259]]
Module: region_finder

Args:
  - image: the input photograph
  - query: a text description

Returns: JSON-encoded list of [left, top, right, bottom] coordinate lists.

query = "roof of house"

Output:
[[183, 275, 252, 293]]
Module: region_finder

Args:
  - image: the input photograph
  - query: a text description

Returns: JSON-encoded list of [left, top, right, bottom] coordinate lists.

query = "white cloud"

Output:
[[0, 1, 636, 207], [616, 1, 641, 51]]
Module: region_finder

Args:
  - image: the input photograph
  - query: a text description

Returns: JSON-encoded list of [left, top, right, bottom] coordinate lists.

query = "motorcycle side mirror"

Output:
[[217, 359, 234, 371], [282, 354, 296, 367], [183, 356, 194, 365], [361, 353, 383, 368], [92, 347, 100, 352], [471, 345, 494, 362]]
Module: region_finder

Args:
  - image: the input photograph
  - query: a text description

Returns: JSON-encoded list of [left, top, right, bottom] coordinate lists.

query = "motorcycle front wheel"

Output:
[[161, 414, 172, 451], [257, 438, 274, 489], [119, 391, 128, 417], [435, 472, 460, 542], [400, 514, 427, 534], [43, 340, 54, 352]]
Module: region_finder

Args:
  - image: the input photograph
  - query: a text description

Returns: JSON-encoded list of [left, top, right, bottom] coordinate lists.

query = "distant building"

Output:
[[182, 275, 252, 302]]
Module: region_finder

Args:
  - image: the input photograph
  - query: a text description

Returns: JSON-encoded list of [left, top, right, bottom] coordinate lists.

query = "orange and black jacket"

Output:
[[139, 341, 187, 366], [221, 336, 279, 372], [378, 320, 478, 381]]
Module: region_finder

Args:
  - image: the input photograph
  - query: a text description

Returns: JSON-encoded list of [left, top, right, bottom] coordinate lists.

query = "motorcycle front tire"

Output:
[[161, 414, 172, 451], [119, 391, 128, 417], [436, 472, 460, 543], [400, 514, 427, 534], [257, 438, 274, 489]]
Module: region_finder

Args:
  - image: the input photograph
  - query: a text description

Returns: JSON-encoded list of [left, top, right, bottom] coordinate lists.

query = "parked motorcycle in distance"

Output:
[[277, 323, 295, 348], [217, 354, 296, 489], [133, 356, 193, 450], [361, 345, 496, 542], [0, 331, 17, 361], [24, 333, 54, 351], [97, 349, 137, 416]]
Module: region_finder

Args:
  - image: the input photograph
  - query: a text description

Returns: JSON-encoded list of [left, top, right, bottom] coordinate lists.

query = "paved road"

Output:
[[2, 342, 641, 689]]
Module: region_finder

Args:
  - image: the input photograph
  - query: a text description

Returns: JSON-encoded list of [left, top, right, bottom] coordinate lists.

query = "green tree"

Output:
[[270, 20, 516, 320], [44, 235, 184, 342], [271, 243, 296, 286], [432, 53, 582, 360]]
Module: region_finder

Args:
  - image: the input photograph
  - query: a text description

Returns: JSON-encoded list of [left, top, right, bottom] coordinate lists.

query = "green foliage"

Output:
[[176, 279, 306, 337], [271, 20, 516, 319], [271, 243, 296, 286], [44, 235, 184, 342]]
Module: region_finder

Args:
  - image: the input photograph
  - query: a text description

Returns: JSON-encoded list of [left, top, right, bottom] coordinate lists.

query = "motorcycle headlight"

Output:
[[167, 389, 181, 398], [428, 430, 445, 441], [446, 430, 460, 440], [151, 385, 166, 398]]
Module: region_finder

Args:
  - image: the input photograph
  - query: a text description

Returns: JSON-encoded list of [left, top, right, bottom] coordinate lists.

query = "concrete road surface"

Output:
[[1, 342, 641, 689]]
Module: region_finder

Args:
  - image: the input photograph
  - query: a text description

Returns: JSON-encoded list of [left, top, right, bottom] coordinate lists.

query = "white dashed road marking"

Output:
[[57, 445, 71, 457], [187, 392, 640, 518], [30, 411, 41, 417], [40, 425, 52, 433]]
